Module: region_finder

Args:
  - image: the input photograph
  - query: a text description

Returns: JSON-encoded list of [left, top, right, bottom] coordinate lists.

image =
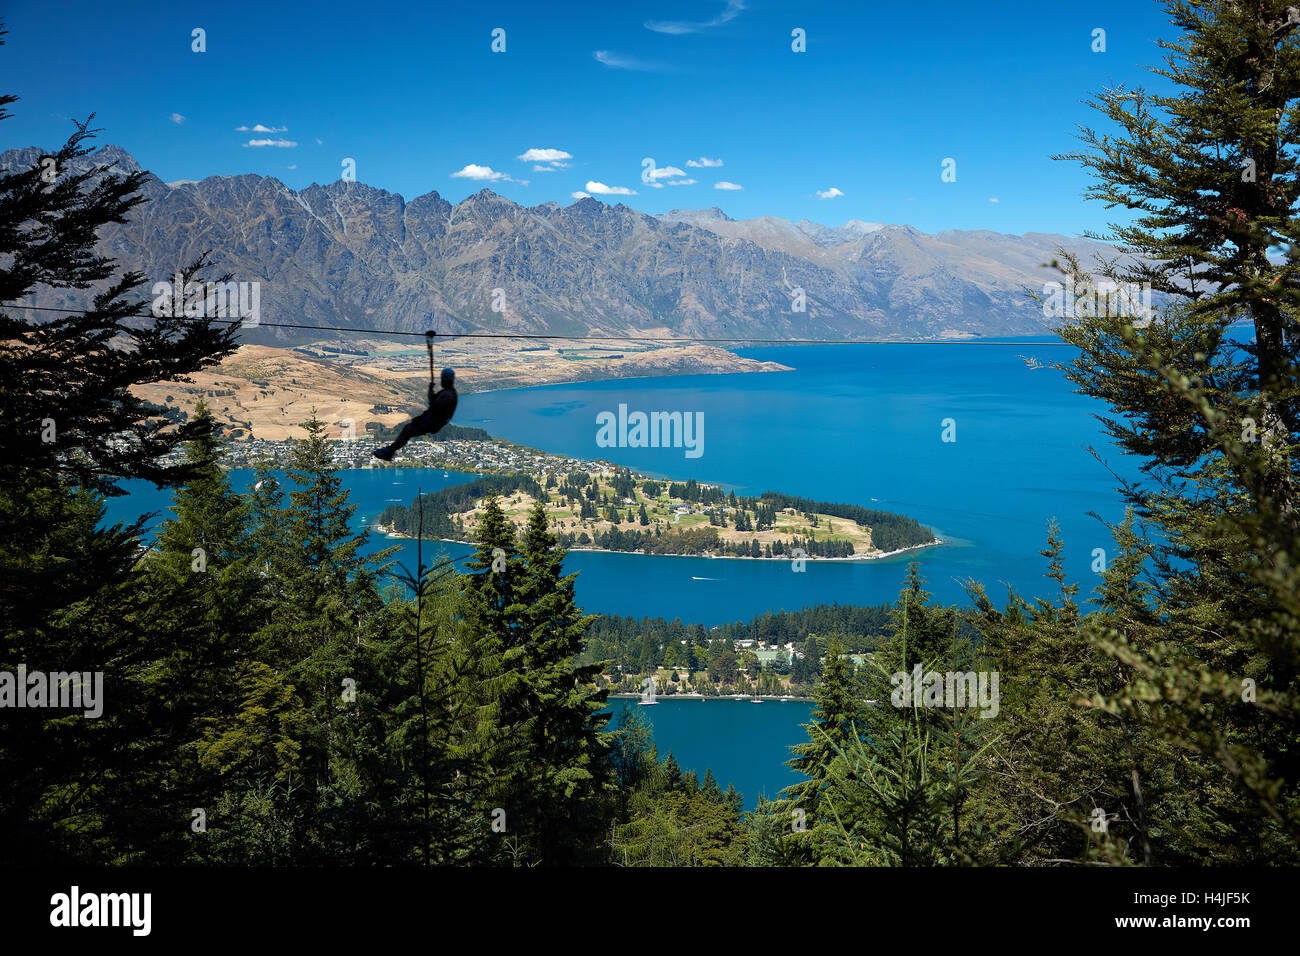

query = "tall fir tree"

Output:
[[824, 579, 994, 866], [0, 41, 238, 862], [1044, 0, 1300, 861], [776, 635, 866, 863], [250, 414, 398, 861], [124, 401, 267, 861], [455, 495, 530, 850], [513, 500, 613, 864]]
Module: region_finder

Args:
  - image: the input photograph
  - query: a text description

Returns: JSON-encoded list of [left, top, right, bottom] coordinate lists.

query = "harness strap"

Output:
[[425, 331, 437, 381]]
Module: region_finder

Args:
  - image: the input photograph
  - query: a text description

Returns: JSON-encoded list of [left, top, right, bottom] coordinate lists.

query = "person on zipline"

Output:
[[373, 332, 457, 461]]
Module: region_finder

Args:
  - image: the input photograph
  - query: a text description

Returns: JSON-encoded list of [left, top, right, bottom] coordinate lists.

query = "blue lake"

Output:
[[101, 338, 1142, 804], [605, 697, 815, 808], [452, 338, 1133, 621], [452, 337, 1142, 618], [106, 339, 1142, 624]]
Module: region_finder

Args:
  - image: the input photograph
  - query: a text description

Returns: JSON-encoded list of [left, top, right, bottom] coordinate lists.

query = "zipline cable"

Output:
[[2, 302, 1079, 347]]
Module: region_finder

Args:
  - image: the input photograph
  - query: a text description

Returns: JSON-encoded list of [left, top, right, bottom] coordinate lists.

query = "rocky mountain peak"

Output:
[[1, 144, 1125, 345]]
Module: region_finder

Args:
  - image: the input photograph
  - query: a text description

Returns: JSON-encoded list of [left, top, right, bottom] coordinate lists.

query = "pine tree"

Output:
[[821, 580, 995, 866], [1043, 0, 1300, 862], [506, 500, 613, 864], [0, 51, 239, 862], [776, 636, 865, 862], [249, 414, 397, 861], [888, 563, 958, 669], [367, 565, 493, 865], [0, 481, 152, 862], [455, 494, 531, 851], [124, 401, 269, 860], [611, 748, 745, 866]]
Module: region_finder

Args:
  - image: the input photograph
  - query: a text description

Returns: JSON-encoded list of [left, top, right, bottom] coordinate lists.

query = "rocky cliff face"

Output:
[[4, 145, 1121, 343]]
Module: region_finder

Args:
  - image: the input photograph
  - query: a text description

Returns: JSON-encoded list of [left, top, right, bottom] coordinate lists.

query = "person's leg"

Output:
[[375, 412, 433, 459], [387, 417, 426, 453]]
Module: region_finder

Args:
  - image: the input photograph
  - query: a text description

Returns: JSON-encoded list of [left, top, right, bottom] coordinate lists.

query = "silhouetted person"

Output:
[[373, 367, 457, 461]]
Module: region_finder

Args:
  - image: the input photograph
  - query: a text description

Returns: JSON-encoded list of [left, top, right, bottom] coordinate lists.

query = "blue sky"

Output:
[[3, 0, 1178, 235]]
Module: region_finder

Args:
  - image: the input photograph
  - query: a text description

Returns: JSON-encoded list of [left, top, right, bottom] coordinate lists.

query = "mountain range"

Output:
[[3, 145, 1121, 343]]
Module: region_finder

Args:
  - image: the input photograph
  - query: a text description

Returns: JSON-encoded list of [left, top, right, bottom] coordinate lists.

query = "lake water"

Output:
[[605, 697, 815, 808], [107, 339, 1141, 623], [102, 338, 1141, 804], [458, 337, 1143, 617]]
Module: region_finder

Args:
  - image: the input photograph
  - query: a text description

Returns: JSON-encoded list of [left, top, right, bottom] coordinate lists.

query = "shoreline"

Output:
[[374, 527, 943, 563], [608, 693, 811, 701], [463, 356, 795, 397], [456, 334, 1021, 396]]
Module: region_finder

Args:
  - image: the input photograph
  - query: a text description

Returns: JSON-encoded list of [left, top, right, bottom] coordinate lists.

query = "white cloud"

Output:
[[288, 164, 298, 170], [988, 197, 1000, 203], [645, 165, 692, 189], [451, 164, 526, 185], [816, 187, 844, 200], [522, 148, 573, 174], [236, 124, 288, 133], [646, 0, 745, 35], [518, 148, 573, 164], [685, 157, 723, 167], [315, 138, 323, 145], [571, 191, 591, 199], [170, 113, 185, 124], [586, 180, 637, 196], [451, 164, 507, 181], [714, 181, 742, 190], [594, 50, 665, 71], [243, 139, 297, 148]]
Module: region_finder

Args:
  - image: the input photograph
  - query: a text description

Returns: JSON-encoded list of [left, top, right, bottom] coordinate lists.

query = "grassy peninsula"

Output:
[[376, 468, 937, 560]]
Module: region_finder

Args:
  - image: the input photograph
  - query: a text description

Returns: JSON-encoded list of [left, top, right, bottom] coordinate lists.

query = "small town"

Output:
[[602, 641, 873, 701], [184, 429, 626, 485]]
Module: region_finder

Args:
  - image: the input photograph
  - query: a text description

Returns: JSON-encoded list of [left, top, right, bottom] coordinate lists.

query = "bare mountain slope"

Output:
[[3, 145, 1121, 343]]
